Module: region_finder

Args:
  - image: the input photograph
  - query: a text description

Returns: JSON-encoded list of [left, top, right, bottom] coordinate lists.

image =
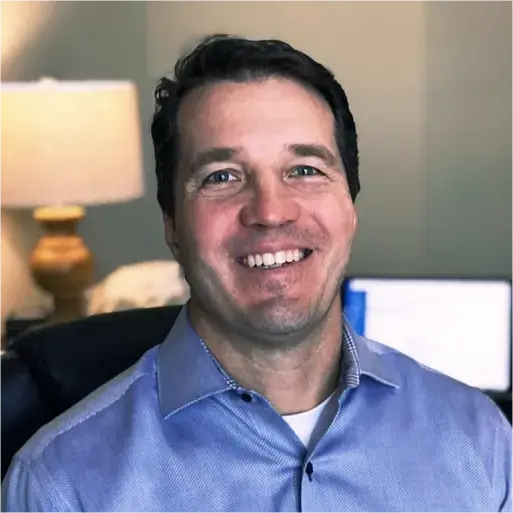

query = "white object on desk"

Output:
[[87, 260, 190, 315]]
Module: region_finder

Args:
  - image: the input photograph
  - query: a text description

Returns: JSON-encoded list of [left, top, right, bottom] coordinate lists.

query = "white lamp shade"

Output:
[[1, 79, 145, 207]]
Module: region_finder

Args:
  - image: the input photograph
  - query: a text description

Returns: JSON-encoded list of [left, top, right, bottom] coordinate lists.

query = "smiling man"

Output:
[[2, 35, 511, 512], [163, 70, 358, 415]]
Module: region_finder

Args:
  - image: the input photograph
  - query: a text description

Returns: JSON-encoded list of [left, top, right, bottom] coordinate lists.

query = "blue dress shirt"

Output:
[[2, 307, 511, 512]]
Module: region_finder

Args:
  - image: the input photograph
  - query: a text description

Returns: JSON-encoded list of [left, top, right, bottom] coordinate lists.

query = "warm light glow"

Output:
[[0, 1, 65, 329], [0, 213, 52, 335], [1, 79, 145, 207], [1, 1, 58, 70]]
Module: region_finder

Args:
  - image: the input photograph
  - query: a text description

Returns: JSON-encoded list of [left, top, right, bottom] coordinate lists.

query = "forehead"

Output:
[[177, 78, 338, 158]]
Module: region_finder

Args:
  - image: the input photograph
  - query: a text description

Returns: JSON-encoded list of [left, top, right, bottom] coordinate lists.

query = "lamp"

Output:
[[1, 78, 144, 323]]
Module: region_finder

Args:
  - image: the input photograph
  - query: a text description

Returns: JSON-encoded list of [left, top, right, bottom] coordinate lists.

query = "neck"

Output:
[[189, 299, 343, 415]]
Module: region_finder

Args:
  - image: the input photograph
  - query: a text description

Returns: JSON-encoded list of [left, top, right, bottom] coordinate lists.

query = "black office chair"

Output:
[[1, 305, 183, 480]]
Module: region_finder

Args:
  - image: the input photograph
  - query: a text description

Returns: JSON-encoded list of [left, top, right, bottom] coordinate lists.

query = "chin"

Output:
[[241, 297, 322, 338]]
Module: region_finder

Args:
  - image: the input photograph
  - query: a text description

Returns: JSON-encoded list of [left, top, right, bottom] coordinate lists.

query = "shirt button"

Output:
[[241, 393, 253, 403], [305, 461, 314, 482]]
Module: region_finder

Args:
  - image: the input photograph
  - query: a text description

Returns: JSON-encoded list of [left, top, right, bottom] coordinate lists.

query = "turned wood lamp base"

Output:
[[30, 206, 94, 324]]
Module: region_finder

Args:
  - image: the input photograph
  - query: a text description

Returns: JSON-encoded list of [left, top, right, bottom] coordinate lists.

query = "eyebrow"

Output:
[[189, 147, 240, 175], [287, 144, 338, 167], [187, 143, 338, 175]]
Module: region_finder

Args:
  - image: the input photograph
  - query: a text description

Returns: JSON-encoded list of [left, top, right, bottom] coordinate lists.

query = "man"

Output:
[[2, 34, 511, 512]]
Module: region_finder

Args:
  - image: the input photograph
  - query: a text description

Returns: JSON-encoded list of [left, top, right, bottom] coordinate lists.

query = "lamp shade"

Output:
[[1, 79, 144, 207]]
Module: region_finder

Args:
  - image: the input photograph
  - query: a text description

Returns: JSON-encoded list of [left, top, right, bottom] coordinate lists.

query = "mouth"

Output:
[[236, 249, 314, 270]]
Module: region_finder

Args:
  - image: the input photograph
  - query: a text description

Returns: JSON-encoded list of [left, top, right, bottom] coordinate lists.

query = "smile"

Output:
[[237, 249, 313, 269]]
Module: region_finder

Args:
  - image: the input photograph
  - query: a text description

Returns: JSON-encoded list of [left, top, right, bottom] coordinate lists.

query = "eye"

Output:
[[203, 170, 238, 186], [289, 165, 323, 177]]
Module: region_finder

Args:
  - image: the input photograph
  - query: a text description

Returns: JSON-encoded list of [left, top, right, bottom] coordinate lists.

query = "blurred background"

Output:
[[1, 0, 511, 330]]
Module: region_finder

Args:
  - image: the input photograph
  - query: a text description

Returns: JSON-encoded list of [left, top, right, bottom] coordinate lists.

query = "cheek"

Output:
[[317, 197, 356, 246], [181, 200, 235, 258]]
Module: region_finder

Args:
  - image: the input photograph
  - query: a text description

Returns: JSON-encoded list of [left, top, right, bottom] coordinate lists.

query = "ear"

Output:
[[351, 207, 358, 233], [163, 213, 181, 262]]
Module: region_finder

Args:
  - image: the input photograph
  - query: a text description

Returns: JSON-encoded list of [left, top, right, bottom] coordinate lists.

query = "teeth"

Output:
[[262, 253, 274, 266], [243, 249, 308, 268], [275, 251, 287, 264]]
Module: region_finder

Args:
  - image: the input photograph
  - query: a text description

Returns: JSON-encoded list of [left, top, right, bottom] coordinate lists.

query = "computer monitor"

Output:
[[342, 277, 512, 393]]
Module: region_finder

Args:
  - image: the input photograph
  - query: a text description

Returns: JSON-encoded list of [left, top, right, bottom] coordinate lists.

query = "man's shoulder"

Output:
[[358, 335, 511, 512], [359, 335, 510, 430], [361, 333, 485, 394], [15, 345, 160, 466]]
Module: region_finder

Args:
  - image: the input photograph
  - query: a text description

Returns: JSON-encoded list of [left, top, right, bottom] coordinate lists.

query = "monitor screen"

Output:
[[342, 278, 512, 393]]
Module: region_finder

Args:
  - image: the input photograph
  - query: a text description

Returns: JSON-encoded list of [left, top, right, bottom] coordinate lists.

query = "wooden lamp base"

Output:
[[30, 206, 94, 324]]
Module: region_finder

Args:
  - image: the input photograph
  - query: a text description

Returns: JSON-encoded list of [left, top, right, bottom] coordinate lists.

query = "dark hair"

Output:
[[151, 34, 360, 218]]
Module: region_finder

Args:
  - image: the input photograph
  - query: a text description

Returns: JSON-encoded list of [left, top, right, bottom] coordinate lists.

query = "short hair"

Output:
[[151, 34, 360, 218]]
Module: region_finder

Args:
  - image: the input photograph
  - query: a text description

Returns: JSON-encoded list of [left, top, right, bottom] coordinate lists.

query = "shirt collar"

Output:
[[157, 307, 232, 418], [340, 312, 401, 390], [158, 305, 400, 418]]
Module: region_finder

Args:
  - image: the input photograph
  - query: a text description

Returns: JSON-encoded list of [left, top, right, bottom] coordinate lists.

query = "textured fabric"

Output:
[[2, 306, 511, 512]]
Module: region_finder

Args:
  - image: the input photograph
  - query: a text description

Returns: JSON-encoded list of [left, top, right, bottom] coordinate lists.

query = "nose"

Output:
[[239, 180, 301, 228]]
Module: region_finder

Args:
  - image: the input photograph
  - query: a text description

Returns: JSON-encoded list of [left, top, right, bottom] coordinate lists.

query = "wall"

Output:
[[424, 2, 512, 277], [1, 1, 511, 327]]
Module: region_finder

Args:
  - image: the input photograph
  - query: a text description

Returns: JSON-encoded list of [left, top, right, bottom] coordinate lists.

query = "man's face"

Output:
[[166, 77, 357, 343]]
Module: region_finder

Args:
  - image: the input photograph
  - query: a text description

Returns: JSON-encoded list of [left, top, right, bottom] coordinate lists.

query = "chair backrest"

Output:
[[1, 305, 182, 479]]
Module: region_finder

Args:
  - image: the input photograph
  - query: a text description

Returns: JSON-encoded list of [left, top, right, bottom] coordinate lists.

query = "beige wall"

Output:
[[424, 2, 512, 277], [1, 1, 511, 326]]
